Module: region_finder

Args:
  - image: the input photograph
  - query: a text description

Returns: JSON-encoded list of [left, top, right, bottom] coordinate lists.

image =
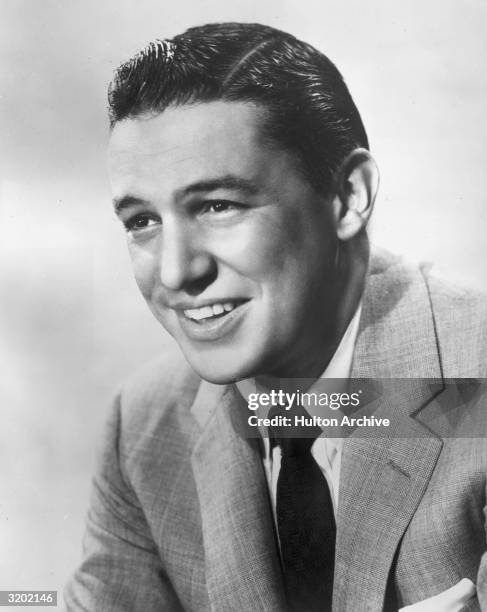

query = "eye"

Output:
[[124, 214, 159, 232], [205, 200, 239, 214]]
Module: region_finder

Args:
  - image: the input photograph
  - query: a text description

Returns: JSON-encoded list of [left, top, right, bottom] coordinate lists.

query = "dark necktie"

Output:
[[271, 417, 336, 612]]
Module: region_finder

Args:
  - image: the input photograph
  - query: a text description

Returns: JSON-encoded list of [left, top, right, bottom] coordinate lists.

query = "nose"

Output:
[[158, 218, 216, 293]]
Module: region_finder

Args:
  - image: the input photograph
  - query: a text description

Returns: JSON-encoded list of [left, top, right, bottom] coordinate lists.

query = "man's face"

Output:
[[108, 101, 341, 383]]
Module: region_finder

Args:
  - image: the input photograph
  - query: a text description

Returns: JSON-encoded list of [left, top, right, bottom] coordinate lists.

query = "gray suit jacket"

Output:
[[65, 250, 487, 611]]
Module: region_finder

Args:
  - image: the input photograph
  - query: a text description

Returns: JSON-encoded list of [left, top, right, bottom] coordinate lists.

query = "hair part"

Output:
[[108, 22, 369, 195]]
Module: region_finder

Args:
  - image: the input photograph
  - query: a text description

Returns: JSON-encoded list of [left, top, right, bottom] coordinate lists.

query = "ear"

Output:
[[331, 148, 379, 241]]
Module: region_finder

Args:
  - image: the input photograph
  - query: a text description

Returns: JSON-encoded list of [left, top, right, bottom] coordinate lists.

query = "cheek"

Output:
[[128, 244, 159, 300], [211, 211, 301, 280]]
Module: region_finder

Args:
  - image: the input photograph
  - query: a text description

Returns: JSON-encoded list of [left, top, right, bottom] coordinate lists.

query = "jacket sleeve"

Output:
[[64, 394, 184, 611], [477, 503, 487, 610]]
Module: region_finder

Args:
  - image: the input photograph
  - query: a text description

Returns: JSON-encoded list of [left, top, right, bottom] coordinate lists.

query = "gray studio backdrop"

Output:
[[1, 0, 486, 597]]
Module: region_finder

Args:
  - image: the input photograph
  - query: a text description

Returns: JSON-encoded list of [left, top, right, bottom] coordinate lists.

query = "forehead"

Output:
[[108, 101, 280, 196]]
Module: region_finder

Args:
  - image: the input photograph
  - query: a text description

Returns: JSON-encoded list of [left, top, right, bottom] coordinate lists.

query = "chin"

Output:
[[186, 358, 249, 385], [183, 347, 266, 385], [193, 367, 239, 385]]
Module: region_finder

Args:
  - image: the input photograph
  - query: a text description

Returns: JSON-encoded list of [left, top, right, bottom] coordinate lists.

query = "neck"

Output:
[[256, 235, 369, 390]]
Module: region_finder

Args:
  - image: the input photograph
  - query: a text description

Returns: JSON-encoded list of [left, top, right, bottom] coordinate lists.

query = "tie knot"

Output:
[[277, 436, 314, 457], [267, 404, 322, 457]]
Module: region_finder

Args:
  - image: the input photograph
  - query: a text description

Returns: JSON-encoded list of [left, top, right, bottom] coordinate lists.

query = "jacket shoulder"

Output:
[[120, 347, 200, 413], [367, 247, 487, 377], [423, 271, 487, 377], [115, 347, 202, 450]]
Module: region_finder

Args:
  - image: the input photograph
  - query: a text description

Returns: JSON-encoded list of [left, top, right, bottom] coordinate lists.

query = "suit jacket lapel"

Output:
[[190, 382, 286, 612], [334, 251, 445, 610], [334, 408, 443, 611]]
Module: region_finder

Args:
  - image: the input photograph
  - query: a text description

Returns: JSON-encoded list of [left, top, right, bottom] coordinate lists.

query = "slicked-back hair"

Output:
[[108, 22, 369, 195]]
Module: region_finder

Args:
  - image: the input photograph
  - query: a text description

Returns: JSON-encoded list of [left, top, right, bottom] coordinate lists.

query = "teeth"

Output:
[[184, 302, 237, 321]]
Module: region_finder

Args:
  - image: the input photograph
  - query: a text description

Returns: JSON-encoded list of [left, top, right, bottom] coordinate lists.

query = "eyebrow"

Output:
[[175, 175, 261, 198], [113, 195, 151, 216], [113, 175, 261, 216]]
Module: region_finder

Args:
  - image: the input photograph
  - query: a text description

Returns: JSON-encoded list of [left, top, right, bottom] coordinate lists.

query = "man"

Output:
[[65, 23, 487, 611]]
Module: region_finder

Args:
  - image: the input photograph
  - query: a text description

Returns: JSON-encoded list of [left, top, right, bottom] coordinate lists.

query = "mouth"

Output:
[[182, 300, 246, 322], [176, 299, 250, 341]]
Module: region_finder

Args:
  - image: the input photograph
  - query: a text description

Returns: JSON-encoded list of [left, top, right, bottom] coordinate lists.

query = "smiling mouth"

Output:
[[182, 300, 247, 322]]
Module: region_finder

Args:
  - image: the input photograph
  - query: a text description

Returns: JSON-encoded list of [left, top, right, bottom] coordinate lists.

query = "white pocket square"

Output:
[[399, 578, 476, 611]]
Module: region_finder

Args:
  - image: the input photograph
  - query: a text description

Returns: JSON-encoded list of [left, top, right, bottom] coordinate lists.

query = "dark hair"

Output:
[[108, 22, 369, 195]]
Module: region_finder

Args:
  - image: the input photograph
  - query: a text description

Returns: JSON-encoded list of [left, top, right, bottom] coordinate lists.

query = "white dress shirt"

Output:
[[236, 304, 362, 522]]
